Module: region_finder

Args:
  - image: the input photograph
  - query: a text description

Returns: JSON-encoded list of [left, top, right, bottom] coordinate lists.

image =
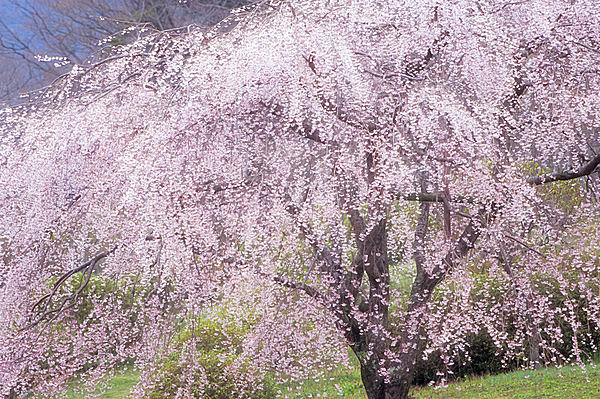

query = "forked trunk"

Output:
[[348, 197, 488, 399], [353, 293, 426, 399]]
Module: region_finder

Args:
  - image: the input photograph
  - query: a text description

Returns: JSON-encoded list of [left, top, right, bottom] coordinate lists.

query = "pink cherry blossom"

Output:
[[1, 1, 600, 399]]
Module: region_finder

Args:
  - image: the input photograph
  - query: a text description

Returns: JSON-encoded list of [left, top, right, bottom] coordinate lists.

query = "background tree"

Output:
[[0, 0, 252, 104], [1, 1, 600, 399]]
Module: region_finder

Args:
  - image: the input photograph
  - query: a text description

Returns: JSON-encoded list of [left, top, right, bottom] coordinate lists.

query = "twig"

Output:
[[455, 211, 473, 218], [572, 41, 600, 55], [504, 234, 546, 258], [399, 73, 426, 81], [402, 192, 473, 203]]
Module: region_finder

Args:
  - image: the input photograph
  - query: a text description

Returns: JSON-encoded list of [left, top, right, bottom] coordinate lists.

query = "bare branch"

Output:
[[414, 201, 430, 272], [440, 207, 494, 276], [572, 40, 600, 55], [23, 246, 117, 331], [402, 192, 473, 203]]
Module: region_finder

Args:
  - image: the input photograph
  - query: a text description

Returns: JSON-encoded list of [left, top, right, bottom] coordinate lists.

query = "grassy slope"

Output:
[[411, 363, 600, 399], [68, 362, 600, 398], [102, 371, 140, 399], [277, 368, 367, 398]]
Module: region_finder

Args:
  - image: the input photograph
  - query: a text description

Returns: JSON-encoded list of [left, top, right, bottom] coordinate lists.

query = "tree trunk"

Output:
[[529, 321, 541, 369], [359, 360, 386, 399], [354, 231, 438, 398], [344, 213, 417, 399], [356, 357, 414, 399], [359, 374, 411, 399], [526, 298, 542, 369], [355, 350, 413, 399], [346, 197, 489, 399]]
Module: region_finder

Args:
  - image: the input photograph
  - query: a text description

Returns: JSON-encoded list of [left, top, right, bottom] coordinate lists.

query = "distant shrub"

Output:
[[412, 271, 600, 386], [144, 316, 277, 399], [413, 329, 512, 385]]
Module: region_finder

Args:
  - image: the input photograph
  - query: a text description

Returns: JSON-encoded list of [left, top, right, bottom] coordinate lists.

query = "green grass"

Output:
[[63, 368, 366, 398], [280, 362, 600, 399], [61, 362, 600, 398], [47, 369, 140, 399], [101, 370, 140, 399], [411, 363, 600, 399], [278, 367, 367, 398]]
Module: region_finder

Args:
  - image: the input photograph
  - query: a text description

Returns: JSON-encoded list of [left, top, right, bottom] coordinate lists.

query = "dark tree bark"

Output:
[[343, 195, 491, 399], [277, 79, 600, 397]]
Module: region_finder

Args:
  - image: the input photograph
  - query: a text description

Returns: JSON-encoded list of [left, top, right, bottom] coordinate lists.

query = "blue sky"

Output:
[[0, 1, 24, 27]]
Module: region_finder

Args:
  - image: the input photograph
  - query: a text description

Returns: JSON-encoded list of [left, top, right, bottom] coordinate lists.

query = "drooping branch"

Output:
[[283, 190, 340, 277], [23, 246, 117, 330], [495, 241, 543, 369], [303, 53, 379, 133], [273, 276, 324, 302], [504, 233, 545, 258], [283, 194, 374, 342], [273, 257, 325, 306], [527, 153, 600, 185]]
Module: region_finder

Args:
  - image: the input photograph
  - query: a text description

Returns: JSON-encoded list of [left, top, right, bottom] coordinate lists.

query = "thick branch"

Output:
[[347, 208, 366, 299], [413, 173, 430, 272], [527, 153, 600, 185], [439, 209, 492, 275]]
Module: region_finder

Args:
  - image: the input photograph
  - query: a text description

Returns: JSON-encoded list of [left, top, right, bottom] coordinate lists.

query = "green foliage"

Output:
[[109, 36, 125, 47], [282, 367, 367, 398], [413, 269, 600, 385], [146, 316, 277, 399], [413, 330, 511, 386], [521, 161, 583, 212]]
